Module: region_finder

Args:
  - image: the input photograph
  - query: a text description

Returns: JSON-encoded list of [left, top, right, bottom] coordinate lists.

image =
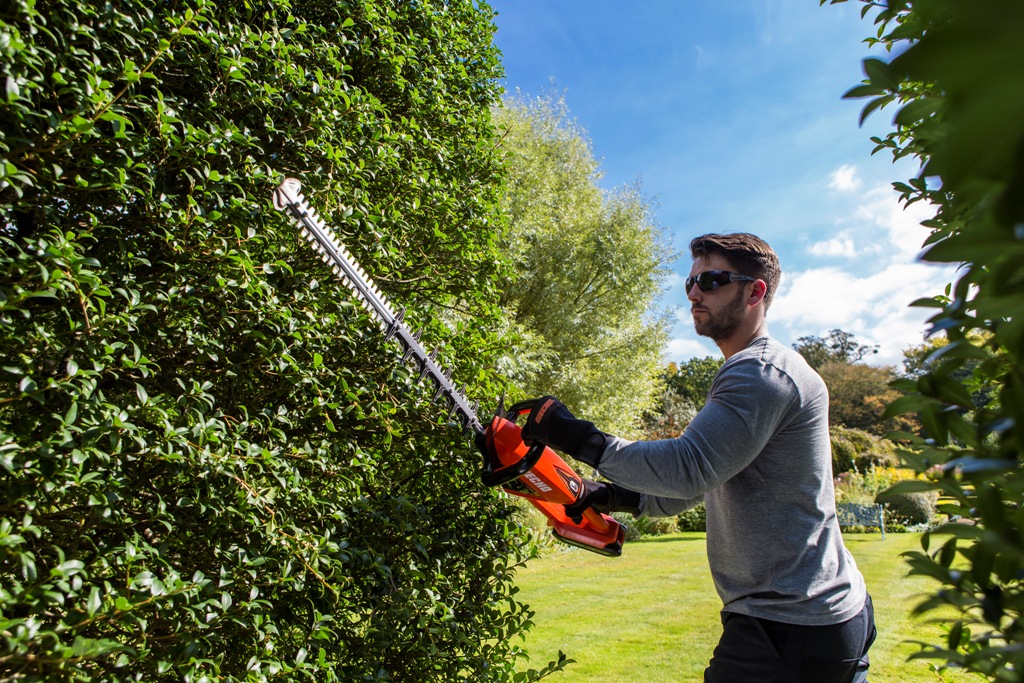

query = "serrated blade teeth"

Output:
[[384, 306, 406, 343], [417, 360, 432, 381], [401, 342, 416, 364], [273, 178, 484, 433], [447, 402, 467, 424]]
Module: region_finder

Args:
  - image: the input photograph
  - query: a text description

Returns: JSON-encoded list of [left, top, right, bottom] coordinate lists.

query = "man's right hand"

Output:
[[520, 396, 607, 468]]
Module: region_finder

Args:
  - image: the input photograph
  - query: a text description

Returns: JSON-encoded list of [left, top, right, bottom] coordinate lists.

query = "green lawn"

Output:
[[513, 532, 977, 683]]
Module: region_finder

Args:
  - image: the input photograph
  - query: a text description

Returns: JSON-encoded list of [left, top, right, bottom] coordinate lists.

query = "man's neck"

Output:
[[717, 321, 770, 360]]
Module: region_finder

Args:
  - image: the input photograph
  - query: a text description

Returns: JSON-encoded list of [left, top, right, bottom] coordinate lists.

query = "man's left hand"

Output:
[[563, 479, 642, 524]]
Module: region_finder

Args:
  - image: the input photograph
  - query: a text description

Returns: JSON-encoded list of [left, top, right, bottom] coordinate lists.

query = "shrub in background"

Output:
[[835, 466, 918, 504], [510, 498, 561, 556], [876, 490, 939, 527], [611, 513, 678, 542], [834, 467, 938, 529], [676, 503, 707, 533], [830, 425, 899, 474], [0, 1, 549, 681]]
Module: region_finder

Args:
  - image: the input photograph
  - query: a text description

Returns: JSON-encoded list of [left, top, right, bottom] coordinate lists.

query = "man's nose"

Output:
[[687, 282, 702, 301]]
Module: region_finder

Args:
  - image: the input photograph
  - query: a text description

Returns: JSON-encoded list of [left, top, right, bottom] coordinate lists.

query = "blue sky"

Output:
[[488, 0, 955, 368]]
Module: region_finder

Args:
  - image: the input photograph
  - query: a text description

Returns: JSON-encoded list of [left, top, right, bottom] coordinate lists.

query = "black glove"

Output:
[[520, 396, 607, 468], [563, 479, 642, 524]]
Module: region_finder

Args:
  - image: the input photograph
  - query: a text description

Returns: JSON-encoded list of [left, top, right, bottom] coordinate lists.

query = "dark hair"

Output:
[[689, 233, 781, 309]]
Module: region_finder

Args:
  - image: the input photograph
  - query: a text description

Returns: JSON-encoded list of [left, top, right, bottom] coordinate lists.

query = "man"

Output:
[[522, 233, 875, 682]]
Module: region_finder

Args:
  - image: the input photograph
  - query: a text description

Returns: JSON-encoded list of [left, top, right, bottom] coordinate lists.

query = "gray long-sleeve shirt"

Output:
[[597, 336, 867, 626]]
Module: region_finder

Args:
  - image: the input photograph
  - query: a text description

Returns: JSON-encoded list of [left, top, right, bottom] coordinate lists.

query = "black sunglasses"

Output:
[[686, 270, 756, 292]]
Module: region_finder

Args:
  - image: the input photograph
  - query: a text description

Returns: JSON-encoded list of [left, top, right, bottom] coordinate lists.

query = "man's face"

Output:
[[687, 255, 751, 342]]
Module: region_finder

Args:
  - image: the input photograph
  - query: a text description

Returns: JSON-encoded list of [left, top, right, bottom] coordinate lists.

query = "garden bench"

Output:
[[836, 502, 886, 539]]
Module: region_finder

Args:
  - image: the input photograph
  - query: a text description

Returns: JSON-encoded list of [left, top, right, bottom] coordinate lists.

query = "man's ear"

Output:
[[748, 279, 768, 306]]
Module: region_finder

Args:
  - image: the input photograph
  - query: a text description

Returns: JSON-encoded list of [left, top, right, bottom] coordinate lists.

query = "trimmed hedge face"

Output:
[[1, 1, 532, 681]]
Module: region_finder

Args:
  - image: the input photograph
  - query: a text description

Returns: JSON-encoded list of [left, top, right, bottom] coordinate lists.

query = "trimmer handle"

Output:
[[479, 398, 545, 487]]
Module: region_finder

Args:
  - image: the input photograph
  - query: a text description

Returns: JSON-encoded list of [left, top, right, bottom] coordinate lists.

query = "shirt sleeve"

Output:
[[639, 493, 704, 517], [597, 357, 797, 499]]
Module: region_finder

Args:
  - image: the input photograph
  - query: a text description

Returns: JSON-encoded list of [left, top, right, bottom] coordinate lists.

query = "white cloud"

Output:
[[828, 164, 862, 193], [808, 232, 856, 258], [853, 185, 935, 261], [693, 45, 707, 69], [664, 334, 717, 361], [804, 185, 930, 262], [665, 271, 686, 289], [664, 180, 956, 368], [771, 258, 953, 368]]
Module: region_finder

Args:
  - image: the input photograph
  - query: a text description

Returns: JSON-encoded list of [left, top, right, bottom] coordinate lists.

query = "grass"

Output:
[[513, 532, 979, 683]]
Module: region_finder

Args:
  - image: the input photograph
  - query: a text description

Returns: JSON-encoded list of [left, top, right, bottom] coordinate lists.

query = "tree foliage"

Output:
[[902, 330, 993, 380], [818, 360, 914, 436], [639, 357, 722, 440], [792, 328, 879, 370], [828, 0, 1024, 678], [662, 357, 723, 410], [492, 94, 672, 435], [642, 389, 699, 441], [0, 1, 551, 680], [792, 330, 909, 435]]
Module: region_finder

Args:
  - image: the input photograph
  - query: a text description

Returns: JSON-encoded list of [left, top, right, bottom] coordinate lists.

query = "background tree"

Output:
[[818, 360, 911, 435], [902, 335, 953, 380], [901, 330, 993, 383], [826, 0, 1024, 677], [0, 2, 558, 681], [493, 94, 673, 435], [642, 390, 699, 441], [793, 328, 880, 370], [793, 329, 905, 434], [640, 357, 722, 440], [663, 357, 723, 410]]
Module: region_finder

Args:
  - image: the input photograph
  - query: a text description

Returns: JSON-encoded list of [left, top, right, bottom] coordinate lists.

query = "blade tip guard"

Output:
[[274, 178, 303, 211]]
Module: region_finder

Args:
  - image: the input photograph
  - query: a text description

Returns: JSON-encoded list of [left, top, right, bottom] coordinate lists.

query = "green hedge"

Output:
[[0, 1, 539, 681]]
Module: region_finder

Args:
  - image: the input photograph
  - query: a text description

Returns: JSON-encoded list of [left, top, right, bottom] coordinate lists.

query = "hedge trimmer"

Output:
[[272, 178, 624, 556]]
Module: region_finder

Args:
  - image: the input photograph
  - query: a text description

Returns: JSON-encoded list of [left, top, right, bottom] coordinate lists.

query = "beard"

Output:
[[693, 287, 747, 341]]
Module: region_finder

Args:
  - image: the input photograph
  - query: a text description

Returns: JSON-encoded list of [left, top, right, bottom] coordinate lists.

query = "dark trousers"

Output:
[[704, 595, 876, 683]]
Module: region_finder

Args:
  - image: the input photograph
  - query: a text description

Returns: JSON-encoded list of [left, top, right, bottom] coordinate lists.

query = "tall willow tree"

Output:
[[493, 95, 672, 436]]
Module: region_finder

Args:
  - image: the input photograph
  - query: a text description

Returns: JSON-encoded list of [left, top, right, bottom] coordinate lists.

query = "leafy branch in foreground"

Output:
[[826, 0, 1024, 679]]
